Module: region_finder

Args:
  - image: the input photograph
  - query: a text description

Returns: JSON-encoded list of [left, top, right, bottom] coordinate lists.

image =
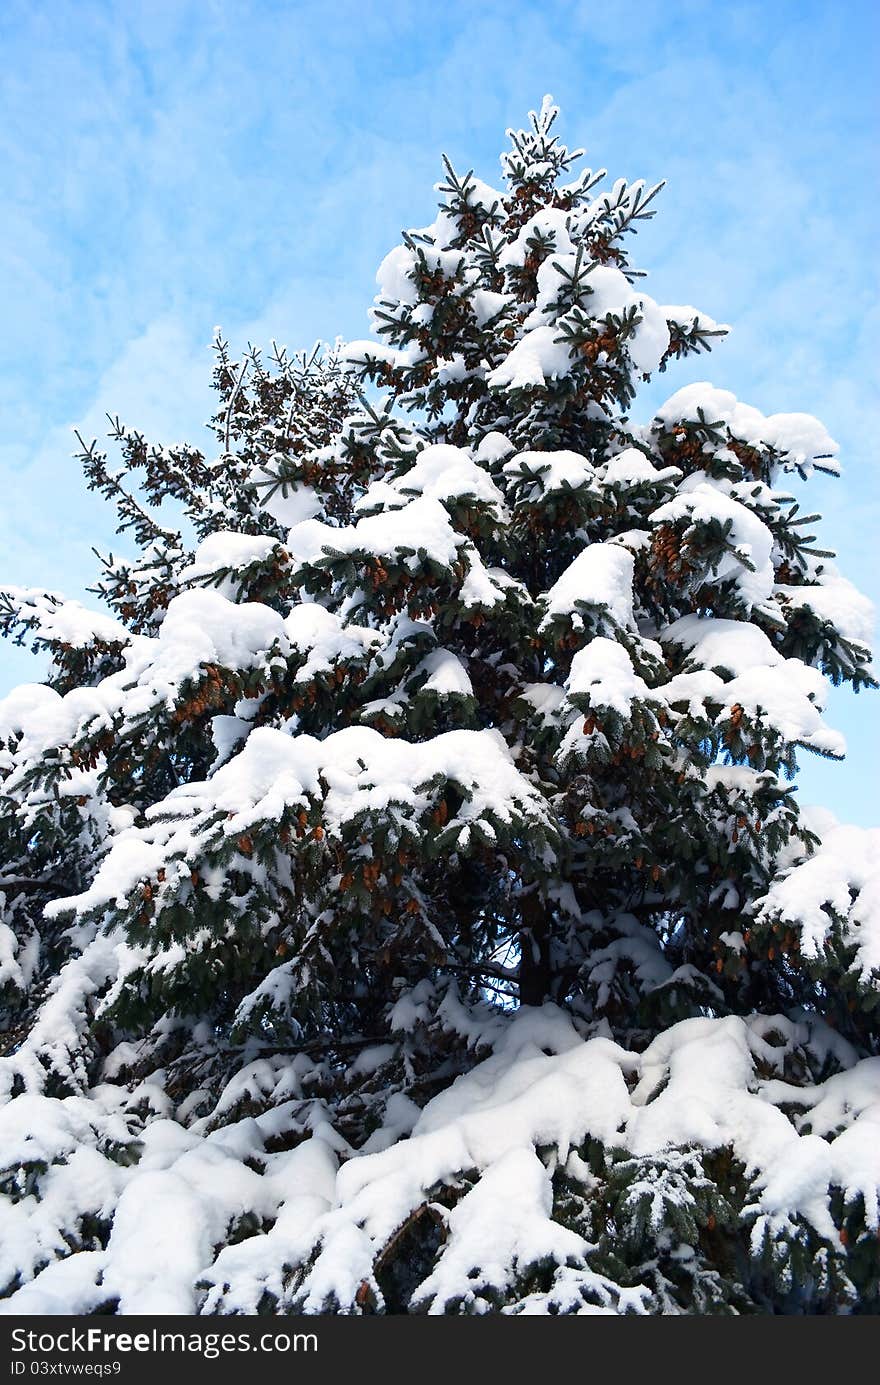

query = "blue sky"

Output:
[[1, 0, 877, 823]]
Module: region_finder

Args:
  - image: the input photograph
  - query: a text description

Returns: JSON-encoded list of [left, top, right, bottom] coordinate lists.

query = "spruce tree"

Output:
[[1, 99, 877, 1316]]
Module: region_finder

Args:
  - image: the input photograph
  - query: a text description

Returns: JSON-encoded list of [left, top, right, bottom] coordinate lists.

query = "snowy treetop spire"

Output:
[[500, 93, 586, 194]]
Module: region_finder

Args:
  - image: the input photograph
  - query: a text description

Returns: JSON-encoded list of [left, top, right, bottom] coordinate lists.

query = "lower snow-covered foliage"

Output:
[[1, 1003, 877, 1315]]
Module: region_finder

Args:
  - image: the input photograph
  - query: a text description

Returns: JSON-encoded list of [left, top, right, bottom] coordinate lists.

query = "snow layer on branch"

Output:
[[566, 638, 652, 718], [416, 649, 473, 697], [527, 261, 671, 376], [357, 443, 506, 516], [0, 932, 124, 1098], [652, 482, 775, 610], [662, 305, 727, 335], [0, 1093, 339, 1315], [486, 325, 574, 391], [197, 1137, 340, 1315], [343, 338, 425, 372], [47, 726, 553, 921], [283, 604, 379, 683], [110, 588, 287, 726], [154, 589, 286, 679], [663, 659, 844, 757], [0, 685, 71, 766], [502, 448, 598, 498], [458, 553, 529, 612], [519, 682, 566, 725], [0, 588, 128, 649], [641, 617, 845, 755], [601, 448, 680, 489], [541, 543, 635, 631], [0, 682, 121, 768], [474, 431, 516, 464], [776, 572, 875, 655], [250, 470, 323, 528], [371, 234, 474, 305], [497, 208, 576, 269], [755, 814, 880, 984], [373, 242, 431, 305], [179, 532, 278, 588], [663, 615, 783, 677], [288, 495, 465, 571], [1, 590, 289, 766], [654, 383, 840, 474], [410, 1148, 587, 1312], [176, 726, 546, 840]]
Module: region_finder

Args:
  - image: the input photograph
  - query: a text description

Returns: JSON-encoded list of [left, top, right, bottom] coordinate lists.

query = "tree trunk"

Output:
[[518, 890, 551, 1006]]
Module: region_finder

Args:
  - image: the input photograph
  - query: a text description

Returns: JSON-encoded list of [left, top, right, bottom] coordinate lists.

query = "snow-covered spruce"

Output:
[[1, 98, 877, 1316]]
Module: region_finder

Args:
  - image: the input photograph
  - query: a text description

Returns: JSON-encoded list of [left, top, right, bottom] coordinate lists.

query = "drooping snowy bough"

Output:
[[1, 101, 877, 1316]]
